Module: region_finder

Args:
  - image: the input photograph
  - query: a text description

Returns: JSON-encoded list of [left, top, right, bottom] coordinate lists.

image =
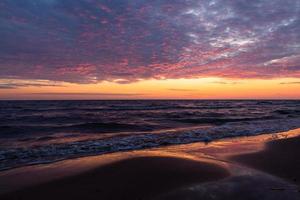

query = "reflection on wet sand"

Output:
[[0, 128, 300, 200]]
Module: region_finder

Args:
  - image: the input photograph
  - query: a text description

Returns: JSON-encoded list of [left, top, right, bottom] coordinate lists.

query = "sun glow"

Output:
[[1, 77, 299, 100]]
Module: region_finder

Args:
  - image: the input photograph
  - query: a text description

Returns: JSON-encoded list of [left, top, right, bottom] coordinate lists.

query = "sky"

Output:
[[0, 0, 300, 99]]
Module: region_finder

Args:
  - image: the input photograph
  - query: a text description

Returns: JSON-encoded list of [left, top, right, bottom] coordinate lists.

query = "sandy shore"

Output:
[[1, 128, 300, 200], [230, 135, 300, 186], [0, 156, 228, 200]]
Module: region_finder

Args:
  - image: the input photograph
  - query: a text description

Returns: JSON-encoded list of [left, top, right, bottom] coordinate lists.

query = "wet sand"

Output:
[[231, 136, 300, 185], [0, 156, 229, 200], [1, 129, 300, 200]]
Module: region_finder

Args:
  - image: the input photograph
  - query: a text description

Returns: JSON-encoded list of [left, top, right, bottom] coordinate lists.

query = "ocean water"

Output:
[[0, 100, 300, 170]]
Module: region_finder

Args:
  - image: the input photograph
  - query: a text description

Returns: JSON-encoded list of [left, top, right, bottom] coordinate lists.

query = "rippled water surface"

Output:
[[0, 100, 300, 170]]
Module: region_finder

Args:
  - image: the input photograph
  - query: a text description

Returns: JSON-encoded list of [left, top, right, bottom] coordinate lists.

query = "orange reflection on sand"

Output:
[[154, 128, 300, 159]]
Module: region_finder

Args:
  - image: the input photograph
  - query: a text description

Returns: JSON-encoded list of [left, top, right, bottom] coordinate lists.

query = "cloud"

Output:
[[168, 89, 198, 92], [0, 84, 16, 89], [212, 81, 241, 85], [0, 0, 299, 84], [279, 82, 300, 85], [30, 92, 143, 96], [0, 80, 64, 89]]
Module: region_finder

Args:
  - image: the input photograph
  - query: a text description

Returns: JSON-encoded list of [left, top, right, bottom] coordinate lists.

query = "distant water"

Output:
[[0, 100, 300, 170]]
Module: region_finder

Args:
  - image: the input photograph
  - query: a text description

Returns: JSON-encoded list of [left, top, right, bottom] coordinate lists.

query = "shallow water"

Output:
[[0, 100, 300, 170]]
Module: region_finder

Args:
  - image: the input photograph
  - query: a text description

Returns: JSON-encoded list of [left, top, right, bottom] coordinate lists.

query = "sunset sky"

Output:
[[0, 0, 300, 99]]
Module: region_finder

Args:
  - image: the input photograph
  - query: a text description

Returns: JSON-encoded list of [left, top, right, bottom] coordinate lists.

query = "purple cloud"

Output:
[[0, 0, 299, 84]]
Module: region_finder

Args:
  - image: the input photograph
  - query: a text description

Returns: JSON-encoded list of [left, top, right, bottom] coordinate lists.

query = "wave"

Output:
[[274, 109, 300, 115], [1, 100, 300, 170], [0, 122, 155, 138], [1, 117, 300, 171], [0, 115, 282, 138], [173, 115, 277, 125]]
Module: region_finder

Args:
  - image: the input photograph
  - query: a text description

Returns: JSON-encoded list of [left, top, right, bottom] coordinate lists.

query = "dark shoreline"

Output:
[[0, 156, 229, 200], [1, 130, 300, 200], [231, 136, 300, 185]]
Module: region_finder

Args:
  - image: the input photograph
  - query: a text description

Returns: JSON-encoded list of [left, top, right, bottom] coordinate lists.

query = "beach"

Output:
[[0, 128, 300, 200], [1, 0, 300, 198], [231, 133, 300, 185]]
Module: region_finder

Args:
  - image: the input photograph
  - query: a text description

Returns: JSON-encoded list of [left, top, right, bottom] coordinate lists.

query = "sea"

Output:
[[0, 100, 300, 170]]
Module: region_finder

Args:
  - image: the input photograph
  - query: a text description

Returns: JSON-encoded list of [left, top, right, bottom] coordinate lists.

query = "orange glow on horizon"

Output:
[[0, 77, 299, 100]]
